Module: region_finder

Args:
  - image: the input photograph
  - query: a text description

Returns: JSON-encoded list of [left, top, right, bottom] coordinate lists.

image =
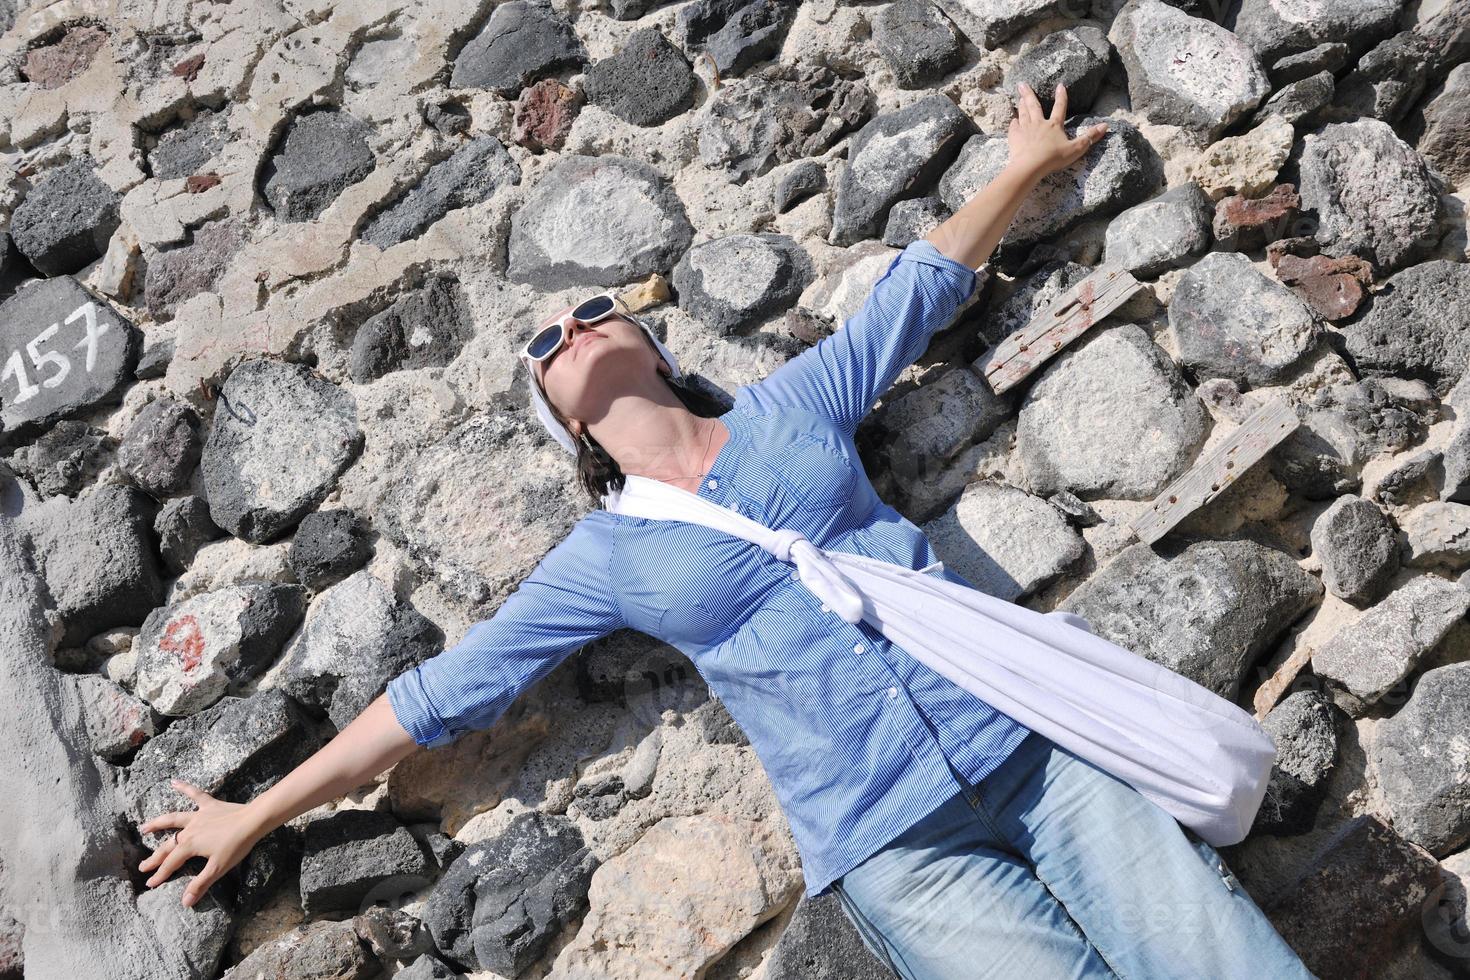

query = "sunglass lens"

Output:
[[572, 295, 615, 320], [527, 323, 564, 359]]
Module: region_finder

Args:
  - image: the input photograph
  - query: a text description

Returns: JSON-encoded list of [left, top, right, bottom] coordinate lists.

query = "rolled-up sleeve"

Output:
[[386, 517, 625, 750], [743, 238, 978, 436]]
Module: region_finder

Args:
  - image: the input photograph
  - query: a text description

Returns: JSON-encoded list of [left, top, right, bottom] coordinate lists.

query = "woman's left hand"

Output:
[[1006, 81, 1109, 181]]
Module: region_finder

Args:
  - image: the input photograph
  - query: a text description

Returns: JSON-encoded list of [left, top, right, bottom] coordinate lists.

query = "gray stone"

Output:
[[922, 480, 1085, 602], [675, 0, 797, 77], [353, 903, 438, 962], [1440, 415, 1470, 503], [506, 154, 694, 288], [450, 0, 587, 95], [1411, 62, 1470, 187], [219, 919, 375, 980], [937, 116, 1163, 262], [1256, 70, 1336, 126], [260, 109, 375, 222], [1055, 538, 1322, 700], [1263, 815, 1443, 977], [9, 156, 122, 276], [17, 483, 165, 646], [1109, 0, 1270, 140], [0, 231, 35, 302], [774, 160, 826, 214], [1016, 323, 1208, 501], [1370, 662, 1470, 855], [764, 892, 893, 980], [0, 520, 215, 979], [396, 954, 466, 980], [73, 672, 161, 760], [830, 94, 976, 247], [697, 65, 874, 186], [117, 394, 202, 497], [359, 136, 520, 249], [1002, 25, 1112, 116], [1341, 260, 1470, 397], [1297, 119, 1443, 275], [201, 358, 364, 544], [1268, 378, 1435, 499], [154, 494, 225, 575], [1313, 575, 1470, 715], [584, 27, 694, 127], [931, 0, 1074, 48], [348, 276, 475, 381], [1309, 495, 1400, 606], [1332, 28, 1435, 123], [1229, 0, 1404, 65], [424, 810, 598, 975], [144, 219, 246, 320], [881, 197, 948, 247], [1268, 42, 1350, 85], [133, 876, 235, 979], [133, 583, 308, 717], [670, 233, 814, 335], [1168, 251, 1321, 387], [1374, 448, 1441, 507], [872, 0, 966, 89], [299, 809, 434, 917], [146, 107, 228, 180], [1400, 501, 1470, 571], [1255, 689, 1340, 836], [288, 508, 373, 591], [4, 419, 111, 498], [0, 277, 141, 442], [1102, 181, 1212, 278], [273, 569, 441, 731], [878, 366, 1010, 483], [136, 335, 174, 380], [125, 689, 326, 852]]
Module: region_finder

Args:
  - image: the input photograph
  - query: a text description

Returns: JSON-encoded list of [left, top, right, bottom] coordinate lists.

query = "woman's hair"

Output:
[[543, 327, 729, 504]]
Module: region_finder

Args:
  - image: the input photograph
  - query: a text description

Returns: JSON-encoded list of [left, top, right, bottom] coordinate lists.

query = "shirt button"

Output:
[[707, 478, 718, 489], [854, 643, 865, 654], [726, 501, 739, 511], [888, 686, 899, 699]]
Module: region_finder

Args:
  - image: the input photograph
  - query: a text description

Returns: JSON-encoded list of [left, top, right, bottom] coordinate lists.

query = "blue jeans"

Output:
[[831, 730, 1318, 979]]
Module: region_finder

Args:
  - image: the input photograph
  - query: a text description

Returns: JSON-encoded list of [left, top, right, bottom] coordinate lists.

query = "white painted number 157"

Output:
[[1, 302, 109, 406]]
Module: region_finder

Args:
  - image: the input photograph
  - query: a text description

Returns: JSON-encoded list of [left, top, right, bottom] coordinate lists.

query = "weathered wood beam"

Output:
[[1127, 396, 1301, 546], [977, 263, 1144, 396]]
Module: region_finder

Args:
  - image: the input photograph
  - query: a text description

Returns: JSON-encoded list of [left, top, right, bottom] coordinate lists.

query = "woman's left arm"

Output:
[[925, 81, 1108, 268]]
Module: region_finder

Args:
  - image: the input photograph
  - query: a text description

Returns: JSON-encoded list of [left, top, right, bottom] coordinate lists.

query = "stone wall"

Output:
[[0, 0, 1468, 977]]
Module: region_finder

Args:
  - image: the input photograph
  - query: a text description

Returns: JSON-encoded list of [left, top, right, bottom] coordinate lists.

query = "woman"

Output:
[[136, 83, 1315, 979]]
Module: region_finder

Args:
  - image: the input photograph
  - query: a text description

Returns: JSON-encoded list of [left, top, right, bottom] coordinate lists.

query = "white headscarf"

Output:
[[520, 312, 684, 456]]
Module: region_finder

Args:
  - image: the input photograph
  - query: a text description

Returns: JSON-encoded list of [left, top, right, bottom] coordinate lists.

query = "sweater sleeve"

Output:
[[742, 238, 978, 437], [385, 517, 625, 749]]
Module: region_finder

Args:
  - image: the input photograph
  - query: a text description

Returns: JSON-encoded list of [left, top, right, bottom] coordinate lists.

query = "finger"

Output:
[[181, 858, 221, 908], [1050, 82, 1068, 123], [171, 778, 209, 804], [1017, 82, 1043, 125], [146, 839, 195, 888], [140, 810, 192, 833], [139, 837, 177, 873]]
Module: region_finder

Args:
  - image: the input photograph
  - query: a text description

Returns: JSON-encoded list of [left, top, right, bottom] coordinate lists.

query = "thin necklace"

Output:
[[645, 417, 718, 484]]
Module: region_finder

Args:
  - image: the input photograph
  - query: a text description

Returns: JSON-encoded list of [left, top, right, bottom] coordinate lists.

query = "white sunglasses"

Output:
[[520, 292, 632, 370]]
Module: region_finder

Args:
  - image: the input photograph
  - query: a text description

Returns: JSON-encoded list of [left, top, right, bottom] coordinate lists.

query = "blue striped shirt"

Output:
[[386, 238, 1033, 898]]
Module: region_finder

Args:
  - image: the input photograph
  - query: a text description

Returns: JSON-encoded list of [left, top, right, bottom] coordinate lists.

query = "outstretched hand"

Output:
[[137, 778, 263, 908], [1006, 81, 1109, 180]]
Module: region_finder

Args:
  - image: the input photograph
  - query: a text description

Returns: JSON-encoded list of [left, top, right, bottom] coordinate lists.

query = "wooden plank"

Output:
[[979, 263, 1144, 396], [1127, 396, 1302, 546]]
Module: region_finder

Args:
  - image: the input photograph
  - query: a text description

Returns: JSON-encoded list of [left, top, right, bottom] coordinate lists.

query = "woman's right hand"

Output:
[[138, 777, 265, 907]]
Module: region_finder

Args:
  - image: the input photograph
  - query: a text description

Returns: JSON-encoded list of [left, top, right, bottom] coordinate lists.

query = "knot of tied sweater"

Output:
[[767, 528, 866, 625]]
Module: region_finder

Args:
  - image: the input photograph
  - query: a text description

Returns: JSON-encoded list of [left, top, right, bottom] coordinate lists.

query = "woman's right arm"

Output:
[[138, 517, 626, 908], [138, 692, 420, 907]]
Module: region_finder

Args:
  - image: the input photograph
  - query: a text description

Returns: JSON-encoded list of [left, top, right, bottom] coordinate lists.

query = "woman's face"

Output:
[[532, 304, 669, 436]]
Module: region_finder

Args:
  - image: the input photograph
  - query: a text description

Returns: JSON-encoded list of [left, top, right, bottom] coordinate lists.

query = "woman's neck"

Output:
[[588, 390, 729, 491]]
